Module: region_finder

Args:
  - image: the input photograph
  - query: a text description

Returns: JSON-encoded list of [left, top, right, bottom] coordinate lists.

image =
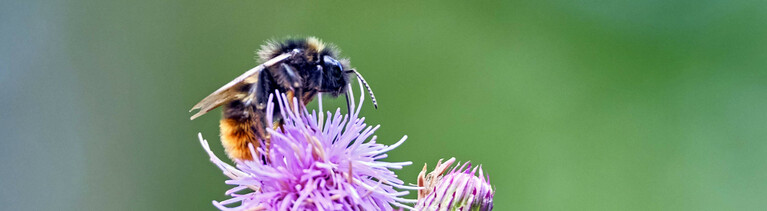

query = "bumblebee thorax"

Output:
[[257, 37, 338, 64]]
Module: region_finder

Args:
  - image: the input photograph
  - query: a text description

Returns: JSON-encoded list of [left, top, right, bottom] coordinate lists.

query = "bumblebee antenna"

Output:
[[347, 69, 378, 109]]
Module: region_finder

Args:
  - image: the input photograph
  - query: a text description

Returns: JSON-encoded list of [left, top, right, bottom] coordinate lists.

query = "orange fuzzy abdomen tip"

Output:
[[219, 118, 260, 161]]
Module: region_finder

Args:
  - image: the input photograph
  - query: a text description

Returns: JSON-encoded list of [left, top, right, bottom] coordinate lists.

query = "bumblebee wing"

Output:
[[189, 53, 291, 120], [188, 66, 261, 120]]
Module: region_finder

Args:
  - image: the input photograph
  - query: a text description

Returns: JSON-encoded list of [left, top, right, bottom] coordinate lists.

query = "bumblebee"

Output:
[[189, 37, 377, 161]]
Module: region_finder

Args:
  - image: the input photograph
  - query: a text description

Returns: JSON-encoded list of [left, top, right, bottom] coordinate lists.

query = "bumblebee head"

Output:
[[322, 55, 345, 77], [314, 55, 349, 96], [315, 55, 378, 109]]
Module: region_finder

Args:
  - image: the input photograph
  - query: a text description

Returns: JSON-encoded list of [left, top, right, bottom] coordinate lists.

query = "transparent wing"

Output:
[[189, 53, 291, 120]]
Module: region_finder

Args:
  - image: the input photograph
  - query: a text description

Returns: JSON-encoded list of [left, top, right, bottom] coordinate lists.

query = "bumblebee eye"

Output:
[[323, 55, 343, 71]]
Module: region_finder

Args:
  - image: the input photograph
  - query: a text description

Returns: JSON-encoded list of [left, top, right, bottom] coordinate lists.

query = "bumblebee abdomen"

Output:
[[220, 99, 268, 161], [219, 117, 262, 161]]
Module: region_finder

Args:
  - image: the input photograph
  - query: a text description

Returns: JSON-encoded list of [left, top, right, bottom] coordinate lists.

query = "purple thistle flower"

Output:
[[198, 87, 417, 210], [415, 158, 494, 211]]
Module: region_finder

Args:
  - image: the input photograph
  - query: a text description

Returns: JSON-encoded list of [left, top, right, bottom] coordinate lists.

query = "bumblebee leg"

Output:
[[277, 64, 302, 88], [284, 89, 309, 108], [287, 90, 295, 109], [260, 133, 271, 164], [301, 90, 317, 106], [273, 118, 286, 132], [294, 89, 304, 108], [251, 109, 271, 163], [264, 118, 288, 162]]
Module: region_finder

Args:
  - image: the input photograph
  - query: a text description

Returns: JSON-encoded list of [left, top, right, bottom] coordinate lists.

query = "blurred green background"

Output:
[[2, 0, 766, 210]]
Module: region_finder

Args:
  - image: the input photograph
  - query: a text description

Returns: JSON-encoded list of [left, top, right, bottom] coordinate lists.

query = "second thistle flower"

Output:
[[415, 158, 495, 211]]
